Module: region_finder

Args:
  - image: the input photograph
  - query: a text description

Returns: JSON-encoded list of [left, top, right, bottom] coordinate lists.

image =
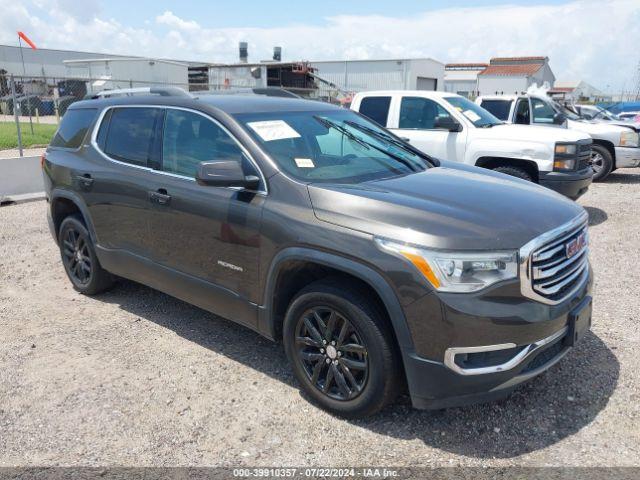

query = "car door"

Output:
[[145, 107, 265, 326], [86, 106, 163, 258], [513, 98, 531, 125], [388, 95, 466, 161]]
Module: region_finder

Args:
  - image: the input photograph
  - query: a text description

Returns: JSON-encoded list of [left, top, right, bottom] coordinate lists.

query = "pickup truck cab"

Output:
[[351, 91, 593, 200], [477, 94, 640, 181]]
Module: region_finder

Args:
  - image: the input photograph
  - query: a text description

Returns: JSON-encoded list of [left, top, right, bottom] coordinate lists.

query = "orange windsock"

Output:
[[17, 31, 37, 50]]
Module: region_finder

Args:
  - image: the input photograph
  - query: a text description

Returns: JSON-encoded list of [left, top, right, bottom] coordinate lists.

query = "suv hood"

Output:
[[308, 165, 584, 250], [477, 123, 590, 143]]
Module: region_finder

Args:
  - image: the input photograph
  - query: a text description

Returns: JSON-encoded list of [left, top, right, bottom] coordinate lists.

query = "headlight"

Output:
[[554, 158, 576, 170], [555, 143, 577, 155], [620, 131, 639, 147], [375, 238, 518, 293]]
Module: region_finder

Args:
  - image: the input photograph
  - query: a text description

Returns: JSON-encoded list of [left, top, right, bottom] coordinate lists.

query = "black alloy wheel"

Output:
[[61, 226, 92, 286], [58, 214, 114, 295], [295, 306, 369, 401]]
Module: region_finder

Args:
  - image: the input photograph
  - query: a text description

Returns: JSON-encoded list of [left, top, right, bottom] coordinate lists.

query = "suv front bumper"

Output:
[[539, 167, 593, 200], [401, 267, 593, 410], [614, 146, 640, 168]]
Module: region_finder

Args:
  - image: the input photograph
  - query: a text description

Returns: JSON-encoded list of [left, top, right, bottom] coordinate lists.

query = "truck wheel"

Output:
[[59, 214, 114, 295], [591, 144, 613, 182], [492, 165, 533, 182], [283, 278, 401, 418]]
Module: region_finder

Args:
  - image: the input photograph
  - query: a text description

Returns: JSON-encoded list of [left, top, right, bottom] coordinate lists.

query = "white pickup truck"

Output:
[[476, 93, 640, 181], [350, 91, 593, 199]]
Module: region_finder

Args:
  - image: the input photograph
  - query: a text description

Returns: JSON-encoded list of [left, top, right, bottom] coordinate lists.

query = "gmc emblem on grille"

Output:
[[566, 232, 587, 259]]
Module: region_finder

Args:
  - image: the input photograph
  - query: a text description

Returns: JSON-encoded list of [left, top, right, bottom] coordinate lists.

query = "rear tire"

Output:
[[59, 214, 114, 295], [492, 165, 533, 182], [591, 144, 613, 182], [283, 278, 401, 418]]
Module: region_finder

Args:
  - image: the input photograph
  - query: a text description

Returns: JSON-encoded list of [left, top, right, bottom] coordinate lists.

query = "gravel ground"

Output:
[[0, 170, 639, 468]]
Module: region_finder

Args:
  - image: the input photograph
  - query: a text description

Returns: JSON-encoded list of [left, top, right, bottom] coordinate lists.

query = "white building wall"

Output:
[[0, 45, 122, 77], [310, 58, 443, 92], [65, 59, 189, 91], [478, 76, 530, 96], [444, 79, 477, 96]]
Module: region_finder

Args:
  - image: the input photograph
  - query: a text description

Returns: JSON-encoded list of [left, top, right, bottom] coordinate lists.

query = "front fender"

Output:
[[258, 247, 415, 352], [466, 138, 554, 172]]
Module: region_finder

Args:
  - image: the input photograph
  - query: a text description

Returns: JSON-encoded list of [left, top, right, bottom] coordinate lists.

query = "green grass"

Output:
[[0, 121, 57, 150]]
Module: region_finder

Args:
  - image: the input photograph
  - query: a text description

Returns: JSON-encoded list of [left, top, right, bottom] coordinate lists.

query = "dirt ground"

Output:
[[1, 170, 639, 468]]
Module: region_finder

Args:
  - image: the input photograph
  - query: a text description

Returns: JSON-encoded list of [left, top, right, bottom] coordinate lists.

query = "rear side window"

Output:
[[480, 100, 512, 121], [50, 108, 97, 149], [358, 96, 391, 126], [102, 108, 160, 166]]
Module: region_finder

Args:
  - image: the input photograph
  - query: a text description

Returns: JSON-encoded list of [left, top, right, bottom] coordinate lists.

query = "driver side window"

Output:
[[162, 109, 247, 177], [531, 98, 556, 124]]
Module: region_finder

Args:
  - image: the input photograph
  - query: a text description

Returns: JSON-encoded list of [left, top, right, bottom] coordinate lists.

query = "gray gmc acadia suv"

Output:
[[43, 88, 593, 418]]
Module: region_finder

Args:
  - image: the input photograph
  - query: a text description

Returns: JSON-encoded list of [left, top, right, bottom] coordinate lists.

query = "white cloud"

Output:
[[1, 0, 638, 91]]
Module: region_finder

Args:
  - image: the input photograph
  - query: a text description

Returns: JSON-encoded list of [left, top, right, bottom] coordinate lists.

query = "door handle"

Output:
[[75, 174, 94, 190], [400, 137, 411, 142], [149, 189, 171, 206]]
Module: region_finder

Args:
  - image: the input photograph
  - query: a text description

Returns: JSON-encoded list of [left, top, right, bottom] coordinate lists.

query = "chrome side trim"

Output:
[[89, 104, 268, 195], [519, 211, 589, 305], [444, 326, 568, 376]]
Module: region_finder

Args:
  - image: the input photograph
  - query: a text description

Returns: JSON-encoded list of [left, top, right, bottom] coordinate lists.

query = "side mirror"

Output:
[[196, 160, 260, 190], [434, 116, 462, 132], [553, 112, 567, 125]]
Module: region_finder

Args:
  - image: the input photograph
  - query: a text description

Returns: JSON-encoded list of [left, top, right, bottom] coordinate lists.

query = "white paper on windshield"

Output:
[[462, 110, 481, 122], [247, 120, 301, 141], [295, 158, 315, 168]]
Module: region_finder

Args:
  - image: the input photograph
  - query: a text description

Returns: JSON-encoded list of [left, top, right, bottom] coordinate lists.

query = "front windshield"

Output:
[[236, 109, 432, 184], [550, 100, 581, 120], [593, 107, 619, 120], [443, 96, 502, 127]]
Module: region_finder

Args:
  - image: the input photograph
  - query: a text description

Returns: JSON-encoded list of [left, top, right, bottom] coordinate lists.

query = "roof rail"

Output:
[[88, 86, 192, 99]]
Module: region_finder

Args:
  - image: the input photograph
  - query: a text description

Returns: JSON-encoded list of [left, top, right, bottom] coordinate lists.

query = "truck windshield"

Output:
[[235, 109, 433, 184], [444, 96, 502, 128]]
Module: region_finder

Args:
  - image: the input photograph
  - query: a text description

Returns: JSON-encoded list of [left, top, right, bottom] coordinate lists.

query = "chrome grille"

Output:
[[520, 214, 590, 304]]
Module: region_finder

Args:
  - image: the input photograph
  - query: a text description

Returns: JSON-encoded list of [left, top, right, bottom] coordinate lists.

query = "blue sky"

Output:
[[2, 0, 639, 92], [99, 0, 572, 29]]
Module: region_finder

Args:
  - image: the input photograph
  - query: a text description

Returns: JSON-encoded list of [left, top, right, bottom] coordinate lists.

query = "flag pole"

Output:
[[17, 34, 35, 135]]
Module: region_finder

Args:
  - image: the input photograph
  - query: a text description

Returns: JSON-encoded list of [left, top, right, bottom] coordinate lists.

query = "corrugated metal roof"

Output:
[[490, 56, 547, 64], [445, 63, 488, 69], [479, 63, 543, 77]]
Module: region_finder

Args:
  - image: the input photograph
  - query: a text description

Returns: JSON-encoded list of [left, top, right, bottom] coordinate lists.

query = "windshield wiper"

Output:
[[343, 120, 437, 166], [313, 116, 371, 151], [314, 116, 420, 172]]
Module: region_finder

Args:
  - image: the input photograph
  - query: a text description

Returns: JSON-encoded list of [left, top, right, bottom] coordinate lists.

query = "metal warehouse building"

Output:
[[309, 58, 444, 93], [63, 57, 189, 92], [0, 45, 128, 77]]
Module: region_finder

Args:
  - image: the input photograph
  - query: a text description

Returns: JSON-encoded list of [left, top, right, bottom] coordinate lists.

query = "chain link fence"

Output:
[[0, 73, 346, 156]]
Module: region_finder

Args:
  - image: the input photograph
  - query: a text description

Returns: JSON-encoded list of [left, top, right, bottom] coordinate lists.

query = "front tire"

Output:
[[59, 214, 114, 295], [283, 278, 401, 418], [591, 144, 613, 182], [492, 165, 533, 182]]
